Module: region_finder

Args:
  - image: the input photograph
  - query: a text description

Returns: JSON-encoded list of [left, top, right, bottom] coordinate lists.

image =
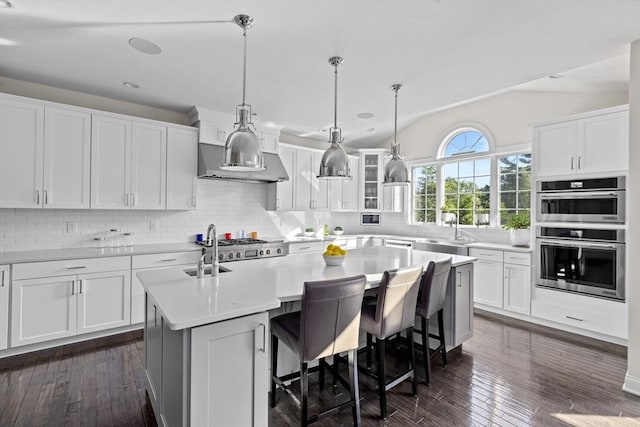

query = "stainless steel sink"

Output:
[[183, 265, 231, 277], [413, 239, 468, 255]]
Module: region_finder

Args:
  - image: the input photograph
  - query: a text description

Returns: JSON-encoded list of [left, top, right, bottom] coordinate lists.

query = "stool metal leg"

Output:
[[438, 309, 447, 366], [366, 333, 372, 369], [421, 316, 431, 385], [319, 357, 325, 391], [301, 361, 309, 427], [270, 334, 278, 407], [348, 349, 361, 426], [376, 338, 387, 419], [407, 327, 417, 396]]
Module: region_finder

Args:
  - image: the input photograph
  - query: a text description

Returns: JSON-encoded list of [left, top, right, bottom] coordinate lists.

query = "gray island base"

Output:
[[138, 246, 476, 426]]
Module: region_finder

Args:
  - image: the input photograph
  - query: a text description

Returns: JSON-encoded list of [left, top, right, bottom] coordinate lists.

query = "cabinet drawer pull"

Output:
[[566, 315, 584, 322], [578, 156, 582, 169], [36, 190, 40, 205], [161, 259, 177, 262], [67, 266, 87, 270], [299, 246, 311, 250], [1, 270, 4, 287], [457, 271, 462, 288], [256, 323, 266, 353]]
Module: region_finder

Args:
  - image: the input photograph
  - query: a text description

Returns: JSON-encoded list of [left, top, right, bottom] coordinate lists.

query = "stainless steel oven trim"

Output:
[[535, 238, 625, 301], [536, 190, 625, 224], [536, 176, 626, 192]]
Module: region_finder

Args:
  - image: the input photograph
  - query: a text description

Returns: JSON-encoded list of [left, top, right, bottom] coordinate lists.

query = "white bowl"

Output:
[[304, 231, 316, 237], [334, 230, 344, 235], [323, 254, 345, 266]]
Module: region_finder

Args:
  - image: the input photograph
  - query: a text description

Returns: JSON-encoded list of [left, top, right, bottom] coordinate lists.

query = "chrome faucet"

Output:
[[196, 223, 219, 278]]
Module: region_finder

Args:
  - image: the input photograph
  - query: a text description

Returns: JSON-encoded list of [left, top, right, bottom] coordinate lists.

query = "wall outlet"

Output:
[[149, 220, 158, 232], [66, 222, 78, 233]]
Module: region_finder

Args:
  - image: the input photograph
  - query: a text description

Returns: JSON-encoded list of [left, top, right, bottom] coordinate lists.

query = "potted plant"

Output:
[[441, 205, 456, 226], [304, 226, 315, 237], [503, 211, 531, 247], [333, 226, 344, 236], [475, 209, 490, 227]]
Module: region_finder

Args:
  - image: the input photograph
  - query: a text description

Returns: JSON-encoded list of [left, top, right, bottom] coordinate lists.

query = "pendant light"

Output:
[[220, 14, 265, 171], [383, 84, 410, 185], [318, 56, 351, 179]]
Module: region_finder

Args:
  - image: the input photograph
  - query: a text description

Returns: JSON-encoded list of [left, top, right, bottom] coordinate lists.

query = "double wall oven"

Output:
[[535, 176, 626, 301]]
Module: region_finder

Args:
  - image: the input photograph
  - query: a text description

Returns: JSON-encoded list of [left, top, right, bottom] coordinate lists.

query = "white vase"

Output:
[[509, 229, 530, 247]]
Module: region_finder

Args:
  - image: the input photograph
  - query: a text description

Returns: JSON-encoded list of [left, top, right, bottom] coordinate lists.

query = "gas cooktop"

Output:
[[197, 238, 288, 262]]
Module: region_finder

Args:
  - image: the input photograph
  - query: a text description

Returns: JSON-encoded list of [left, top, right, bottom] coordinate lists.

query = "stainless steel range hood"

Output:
[[198, 143, 289, 183]]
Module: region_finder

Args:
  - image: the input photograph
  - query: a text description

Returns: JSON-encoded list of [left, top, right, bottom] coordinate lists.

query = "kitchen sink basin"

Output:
[[413, 239, 468, 255], [183, 265, 231, 277]]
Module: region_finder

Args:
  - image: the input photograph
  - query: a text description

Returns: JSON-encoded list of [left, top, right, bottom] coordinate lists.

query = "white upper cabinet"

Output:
[[91, 115, 167, 210], [43, 107, 92, 209], [0, 96, 92, 209], [0, 97, 45, 208], [130, 123, 167, 210], [166, 127, 198, 210], [359, 149, 390, 211], [329, 155, 360, 212], [91, 115, 132, 209], [382, 185, 405, 213], [534, 108, 628, 178], [294, 149, 328, 210]]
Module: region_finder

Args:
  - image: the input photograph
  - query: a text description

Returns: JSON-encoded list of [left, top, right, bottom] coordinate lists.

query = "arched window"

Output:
[[439, 127, 492, 225], [441, 128, 490, 158]]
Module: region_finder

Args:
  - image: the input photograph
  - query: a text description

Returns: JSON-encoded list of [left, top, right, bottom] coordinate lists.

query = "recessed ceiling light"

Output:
[[0, 0, 14, 8], [123, 81, 140, 89], [128, 37, 162, 55], [548, 74, 564, 79], [368, 128, 375, 132], [357, 112, 375, 119]]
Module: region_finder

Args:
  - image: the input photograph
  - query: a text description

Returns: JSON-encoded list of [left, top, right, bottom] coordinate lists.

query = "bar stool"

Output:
[[359, 265, 424, 419], [414, 257, 452, 385], [270, 274, 367, 426]]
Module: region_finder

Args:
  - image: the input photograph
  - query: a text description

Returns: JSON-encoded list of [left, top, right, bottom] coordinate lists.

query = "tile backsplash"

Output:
[[0, 180, 330, 253]]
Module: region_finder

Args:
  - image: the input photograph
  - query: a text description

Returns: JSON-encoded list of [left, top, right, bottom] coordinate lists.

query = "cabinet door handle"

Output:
[[192, 195, 197, 207], [1, 270, 5, 287], [578, 156, 582, 170], [36, 190, 40, 205], [566, 315, 584, 322], [71, 280, 76, 295], [153, 305, 158, 328], [125, 193, 130, 206], [131, 193, 136, 206], [256, 323, 266, 353], [67, 266, 87, 270], [504, 266, 510, 280], [78, 280, 84, 294], [44, 190, 48, 205], [161, 258, 177, 262], [457, 271, 462, 288], [570, 157, 574, 170], [276, 198, 280, 209]]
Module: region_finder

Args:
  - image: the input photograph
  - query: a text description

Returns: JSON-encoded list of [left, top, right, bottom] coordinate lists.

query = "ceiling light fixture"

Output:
[[383, 84, 410, 185], [128, 37, 162, 55], [357, 112, 375, 119], [123, 81, 140, 89], [548, 74, 564, 79], [0, 0, 14, 8], [220, 14, 264, 172], [318, 56, 351, 179]]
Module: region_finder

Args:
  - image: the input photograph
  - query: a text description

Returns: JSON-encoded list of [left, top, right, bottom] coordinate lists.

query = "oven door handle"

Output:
[[539, 191, 619, 200], [537, 239, 618, 249]]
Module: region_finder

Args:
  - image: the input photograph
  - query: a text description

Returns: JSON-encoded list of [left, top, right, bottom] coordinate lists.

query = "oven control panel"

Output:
[[218, 243, 289, 262]]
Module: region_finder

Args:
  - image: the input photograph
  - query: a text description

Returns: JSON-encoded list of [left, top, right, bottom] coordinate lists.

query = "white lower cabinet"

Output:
[[145, 297, 269, 427], [470, 248, 531, 316], [288, 241, 326, 254], [0, 266, 8, 350], [10, 257, 131, 347]]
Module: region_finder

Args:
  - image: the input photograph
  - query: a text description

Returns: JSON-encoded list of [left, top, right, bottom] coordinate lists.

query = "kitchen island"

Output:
[[137, 246, 476, 426]]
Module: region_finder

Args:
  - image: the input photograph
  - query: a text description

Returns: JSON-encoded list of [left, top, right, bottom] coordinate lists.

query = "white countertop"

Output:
[[137, 246, 477, 331], [0, 242, 201, 264]]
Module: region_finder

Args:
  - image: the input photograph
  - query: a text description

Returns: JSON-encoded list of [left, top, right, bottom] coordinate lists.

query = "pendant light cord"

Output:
[[393, 87, 398, 147], [333, 63, 338, 129], [242, 28, 248, 106]]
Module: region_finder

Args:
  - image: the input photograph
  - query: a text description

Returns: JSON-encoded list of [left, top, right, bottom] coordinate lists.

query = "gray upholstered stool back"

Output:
[[417, 257, 452, 319], [300, 274, 367, 362], [371, 265, 423, 339]]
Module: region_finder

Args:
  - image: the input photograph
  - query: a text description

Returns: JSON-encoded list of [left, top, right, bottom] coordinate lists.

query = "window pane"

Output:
[[500, 209, 517, 226], [443, 163, 458, 179], [426, 180, 437, 194], [414, 210, 425, 223], [415, 196, 426, 209], [476, 192, 490, 210], [426, 195, 437, 209], [500, 174, 516, 191], [475, 176, 490, 192], [426, 210, 436, 223], [517, 154, 532, 172], [459, 210, 473, 225], [500, 192, 516, 209], [518, 191, 531, 209], [458, 161, 474, 177], [459, 176, 474, 193], [444, 194, 457, 209], [413, 167, 426, 195], [475, 158, 491, 176], [444, 130, 489, 157], [444, 178, 458, 195], [499, 155, 517, 174], [518, 172, 532, 191]]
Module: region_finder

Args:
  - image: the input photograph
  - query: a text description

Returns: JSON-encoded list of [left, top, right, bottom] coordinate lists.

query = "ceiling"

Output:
[[1, 1, 639, 148]]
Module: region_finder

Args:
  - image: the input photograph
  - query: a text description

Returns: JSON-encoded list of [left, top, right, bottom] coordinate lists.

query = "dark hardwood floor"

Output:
[[1, 312, 639, 426]]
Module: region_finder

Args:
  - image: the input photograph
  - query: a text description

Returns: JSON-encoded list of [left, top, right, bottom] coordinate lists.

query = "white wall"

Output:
[[623, 41, 640, 397], [379, 90, 628, 160]]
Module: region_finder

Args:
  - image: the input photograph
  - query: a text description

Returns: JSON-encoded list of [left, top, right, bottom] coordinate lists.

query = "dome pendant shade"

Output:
[[221, 14, 265, 172], [318, 56, 351, 179], [383, 83, 410, 185]]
